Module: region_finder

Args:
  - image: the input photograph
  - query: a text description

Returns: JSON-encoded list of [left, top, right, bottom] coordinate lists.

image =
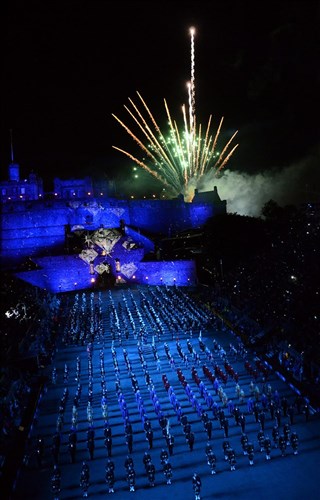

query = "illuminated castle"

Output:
[[0, 160, 226, 288], [0, 159, 43, 202]]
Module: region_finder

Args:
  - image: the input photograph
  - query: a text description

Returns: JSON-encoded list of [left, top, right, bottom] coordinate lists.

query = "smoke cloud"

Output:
[[197, 147, 320, 217]]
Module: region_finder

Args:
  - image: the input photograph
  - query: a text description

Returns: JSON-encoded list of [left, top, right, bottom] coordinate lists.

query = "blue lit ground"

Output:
[[13, 287, 320, 500]]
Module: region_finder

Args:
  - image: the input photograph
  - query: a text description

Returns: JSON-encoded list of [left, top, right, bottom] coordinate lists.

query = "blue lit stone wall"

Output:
[[189, 202, 223, 226], [14, 256, 197, 292], [66, 199, 129, 229], [0, 197, 223, 264], [1, 201, 67, 259], [128, 199, 218, 235], [0, 199, 131, 261]]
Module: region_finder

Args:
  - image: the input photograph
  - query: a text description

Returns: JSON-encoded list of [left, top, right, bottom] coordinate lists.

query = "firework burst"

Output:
[[112, 27, 239, 200]]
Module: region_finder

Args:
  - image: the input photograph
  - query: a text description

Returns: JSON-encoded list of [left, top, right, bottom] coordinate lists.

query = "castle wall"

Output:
[[127, 199, 221, 235], [1, 202, 67, 260], [0, 196, 225, 264]]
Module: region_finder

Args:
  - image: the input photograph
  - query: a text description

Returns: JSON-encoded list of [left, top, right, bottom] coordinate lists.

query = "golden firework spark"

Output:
[[112, 27, 239, 198]]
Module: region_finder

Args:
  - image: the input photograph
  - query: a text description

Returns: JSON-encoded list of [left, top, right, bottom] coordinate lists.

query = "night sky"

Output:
[[2, 1, 320, 214]]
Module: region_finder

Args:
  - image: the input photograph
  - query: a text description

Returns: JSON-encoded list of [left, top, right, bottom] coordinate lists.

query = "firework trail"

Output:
[[112, 27, 239, 199], [189, 26, 196, 132]]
